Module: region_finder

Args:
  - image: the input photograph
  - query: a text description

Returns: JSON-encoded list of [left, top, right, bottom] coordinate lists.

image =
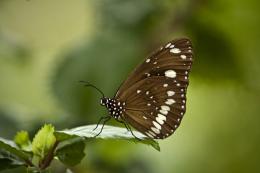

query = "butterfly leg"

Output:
[[116, 119, 141, 141], [93, 116, 111, 137], [93, 116, 110, 131], [115, 119, 131, 131]]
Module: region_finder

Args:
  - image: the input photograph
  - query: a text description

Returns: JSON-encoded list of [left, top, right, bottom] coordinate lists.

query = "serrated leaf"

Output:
[[0, 137, 30, 161], [55, 125, 160, 151], [56, 138, 85, 167], [14, 130, 32, 152], [32, 124, 56, 159]]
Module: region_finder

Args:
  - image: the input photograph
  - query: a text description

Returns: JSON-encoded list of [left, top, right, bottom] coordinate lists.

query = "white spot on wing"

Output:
[[167, 91, 175, 96], [145, 132, 153, 138], [165, 70, 176, 78], [145, 73, 151, 77], [161, 105, 170, 111], [156, 114, 166, 125], [148, 130, 156, 136], [156, 117, 164, 125], [165, 43, 171, 48], [151, 127, 160, 134], [170, 48, 181, 54], [163, 84, 168, 87], [137, 90, 141, 94], [148, 131, 156, 136], [165, 99, 175, 105], [180, 55, 187, 59], [159, 109, 168, 115], [153, 121, 161, 130], [146, 58, 150, 63]]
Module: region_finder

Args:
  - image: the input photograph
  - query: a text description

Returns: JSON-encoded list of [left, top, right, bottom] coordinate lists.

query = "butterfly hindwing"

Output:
[[118, 76, 187, 139]]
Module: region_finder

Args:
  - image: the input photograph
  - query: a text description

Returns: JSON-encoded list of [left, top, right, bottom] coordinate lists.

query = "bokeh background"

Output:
[[0, 0, 260, 172]]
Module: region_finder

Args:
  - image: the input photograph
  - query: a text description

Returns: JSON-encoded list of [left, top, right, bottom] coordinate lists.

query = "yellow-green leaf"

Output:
[[14, 131, 31, 152], [32, 124, 56, 159]]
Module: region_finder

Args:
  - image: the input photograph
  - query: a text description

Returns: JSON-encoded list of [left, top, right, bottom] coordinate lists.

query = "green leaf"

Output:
[[0, 150, 25, 170], [0, 137, 30, 161], [32, 124, 56, 159], [56, 138, 85, 167], [14, 130, 32, 152], [0, 158, 24, 170], [55, 125, 160, 151]]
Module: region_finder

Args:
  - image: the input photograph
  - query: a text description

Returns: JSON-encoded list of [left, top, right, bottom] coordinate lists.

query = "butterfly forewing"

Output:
[[115, 38, 193, 139], [115, 38, 192, 98]]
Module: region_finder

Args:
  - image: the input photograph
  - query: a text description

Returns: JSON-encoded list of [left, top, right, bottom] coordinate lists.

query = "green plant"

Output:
[[0, 124, 159, 172]]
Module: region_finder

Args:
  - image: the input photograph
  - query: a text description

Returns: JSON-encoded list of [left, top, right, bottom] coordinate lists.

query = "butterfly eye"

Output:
[[100, 98, 106, 106]]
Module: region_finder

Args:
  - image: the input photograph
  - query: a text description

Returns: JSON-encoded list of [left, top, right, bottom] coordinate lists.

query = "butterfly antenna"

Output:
[[79, 81, 105, 98]]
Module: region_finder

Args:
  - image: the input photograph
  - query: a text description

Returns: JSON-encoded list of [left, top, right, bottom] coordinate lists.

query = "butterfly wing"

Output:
[[115, 38, 193, 139], [115, 38, 192, 98]]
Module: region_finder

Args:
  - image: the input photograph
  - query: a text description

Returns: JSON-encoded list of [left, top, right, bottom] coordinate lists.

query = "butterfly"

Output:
[[82, 38, 193, 139]]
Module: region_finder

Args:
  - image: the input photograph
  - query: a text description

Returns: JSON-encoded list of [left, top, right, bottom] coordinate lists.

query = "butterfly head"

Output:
[[100, 97, 107, 106]]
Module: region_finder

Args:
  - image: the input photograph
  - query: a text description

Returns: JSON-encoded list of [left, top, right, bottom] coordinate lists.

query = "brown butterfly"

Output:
[[82, 38, 193, 139]]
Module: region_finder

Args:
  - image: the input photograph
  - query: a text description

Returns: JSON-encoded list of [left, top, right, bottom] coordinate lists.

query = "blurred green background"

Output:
[[0, 0, 260, 172]]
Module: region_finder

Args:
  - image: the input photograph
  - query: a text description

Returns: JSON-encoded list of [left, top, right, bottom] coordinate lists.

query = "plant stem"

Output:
[[25, 158, 34, 167], [39, 141, 59, 170]]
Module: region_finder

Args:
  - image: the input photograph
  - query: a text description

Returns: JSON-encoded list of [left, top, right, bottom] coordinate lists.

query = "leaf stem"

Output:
[[24, 158, 34, 167], [39, 140, 59, 170]]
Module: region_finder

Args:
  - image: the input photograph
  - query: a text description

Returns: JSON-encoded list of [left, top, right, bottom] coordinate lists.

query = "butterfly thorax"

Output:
[[100, 97, 126, 119]]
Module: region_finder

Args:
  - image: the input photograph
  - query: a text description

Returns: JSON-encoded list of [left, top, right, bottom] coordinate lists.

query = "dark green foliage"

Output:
[[56, 139, 85, 167], [0, 151, 25, 171]]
